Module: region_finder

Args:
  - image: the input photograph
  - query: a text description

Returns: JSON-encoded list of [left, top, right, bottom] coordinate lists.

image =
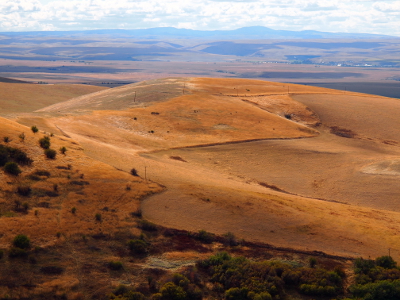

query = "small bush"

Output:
[[31, 125, 38, 134], [3, 136, 10, 143], [39, 136, 51, 149], [17, 186, 31, 196], [19, 132, 25, 142], [13, 234, 30, 249], [131, 168, 139, 176], [197, 230, 214, 244], [59, 146, 67, 154], [108, 261, 123, 270], [44, 148, 56, 159], [128, 239, 148, 254], [95, 213, 102, 222], [9, 247, 28, 258], [223, 232, 238, 246], [138, 219, 157, 231], [4, 162, 21, 176]]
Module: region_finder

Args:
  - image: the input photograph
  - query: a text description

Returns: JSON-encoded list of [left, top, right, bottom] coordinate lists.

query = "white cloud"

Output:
[[0, 0, 397, 36]]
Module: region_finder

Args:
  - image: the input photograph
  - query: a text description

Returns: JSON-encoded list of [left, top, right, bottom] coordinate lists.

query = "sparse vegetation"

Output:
[[17, 185, 31, 196], [128, 239, 148, 254], [18, 132, 25, 142], [3, 136, 10, 143], [39, 136, 51, 149], [4, 161, 21, 176], [44, 148, 57, 159], [138, 219, 157, 231], [131, 168, 139, 176], [59, 146, 67, 154], [13, 234, 30, 249], [71, 207, 76, 214], [31, 125, 38, 134], [95, 213, 102, 222]]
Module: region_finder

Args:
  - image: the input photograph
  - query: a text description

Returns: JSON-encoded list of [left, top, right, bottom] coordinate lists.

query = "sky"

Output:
[[0, 0, 399, 36]]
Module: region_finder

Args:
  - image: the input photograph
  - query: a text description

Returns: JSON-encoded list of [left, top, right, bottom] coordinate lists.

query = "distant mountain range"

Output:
[[1, 26, 397, 40]]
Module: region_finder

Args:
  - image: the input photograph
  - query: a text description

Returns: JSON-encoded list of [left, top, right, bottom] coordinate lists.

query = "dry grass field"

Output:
[[1, 77, 400, 298]]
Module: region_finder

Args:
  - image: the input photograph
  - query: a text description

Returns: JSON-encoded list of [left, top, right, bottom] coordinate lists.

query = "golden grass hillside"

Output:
[[0, 83, 107, 115], [6, 77, 400, 261], [0, 117, 162, 248]]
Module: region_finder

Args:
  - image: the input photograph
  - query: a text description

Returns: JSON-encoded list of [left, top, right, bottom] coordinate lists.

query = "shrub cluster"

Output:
[[0, 144, 33, 167], [197, 252, 344, 299], [348, 256, 400, 300]]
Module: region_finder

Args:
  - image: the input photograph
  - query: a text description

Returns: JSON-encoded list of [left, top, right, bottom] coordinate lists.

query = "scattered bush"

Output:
[[31, 125, 38, 134], [39, 136, 51, 149], [13, 234, 30, 249], [17, 185, 31, 196], [223, 232, 238, 246], [4, 162, 21, 176], [309, 257, 317, 268], [128, 239, 148, 254], [71, 207, 76, 214], [59, 146, 67, 154], [131, 168, 139, 176], [138, 219, 157, 231], [8, 247, 28, 258], [3, 136, 10, 143], [18, 132, 25, 142], [44, 148, 57, 159], [95, 213, 102, 222], [159, 282, 187, 300], [196, 230, 214, 244]]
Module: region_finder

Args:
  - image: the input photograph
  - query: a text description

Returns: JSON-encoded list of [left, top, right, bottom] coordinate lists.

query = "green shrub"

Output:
[[17, 185, 31, 196], [19, 132, 25, 142], [376, 256, 397, 269], [8, 247, 28, 258], [71, 207, 76, 214], [13, 234, 30, 249], [4, 162, 21, 176], [3, 136, 10, 143], [44, 148, 56, 159], [0, 146, 9, 166], [95, 213, 102, 222], [159, 282, 186, 300], [31, 125, 38, 134], [39, 136, 51, 149], [128, 239, 148, 254], [223, 232, 238, 246], [138, 219, 157, 231], [59, 146, 67, 154], [197, 230, 214, 244]]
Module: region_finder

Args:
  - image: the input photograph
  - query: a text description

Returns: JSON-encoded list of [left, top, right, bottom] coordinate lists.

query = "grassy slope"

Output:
[[0, 83, 108, 114], [22, 77, 399, 260]]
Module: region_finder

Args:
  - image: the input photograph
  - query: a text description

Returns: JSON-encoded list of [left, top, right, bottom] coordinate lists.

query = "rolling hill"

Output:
[[1, 77, 400, 298]]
